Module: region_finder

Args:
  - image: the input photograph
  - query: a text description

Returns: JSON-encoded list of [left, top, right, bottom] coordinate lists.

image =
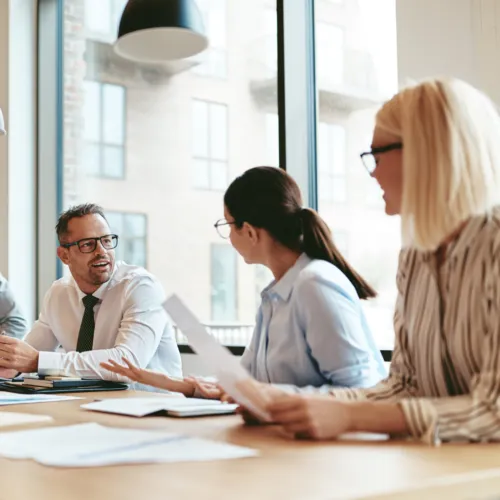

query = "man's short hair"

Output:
[[56, 203, 107, 244]]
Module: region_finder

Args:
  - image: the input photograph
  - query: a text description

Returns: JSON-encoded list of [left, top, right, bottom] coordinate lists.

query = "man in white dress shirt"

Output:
[[0, 203, 182, 381]]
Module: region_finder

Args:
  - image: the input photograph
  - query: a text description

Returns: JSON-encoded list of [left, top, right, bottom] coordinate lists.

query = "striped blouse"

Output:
[[310, 209, 500, 445]]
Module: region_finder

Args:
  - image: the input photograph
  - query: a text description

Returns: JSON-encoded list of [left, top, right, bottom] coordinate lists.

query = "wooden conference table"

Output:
[[1, 390, 500, 500]]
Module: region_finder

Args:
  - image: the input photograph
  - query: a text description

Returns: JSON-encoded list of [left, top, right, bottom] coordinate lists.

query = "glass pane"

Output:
[[124, 214, 146, 238], [211, 244, 237, 322], [105, 212, 123, 235], [331, 124, 346, 174], [125, 239, 147, 268], [193, 159, 210, 189], [208, 0, 226, 48], [192, 100, 209, 158], [209, 103, 227, 161], [210, 161, 227, 191], [84, 143, 100, 176], [316, 23, 344, 88], [102, 84, 125, 145], [102, 145, 124, 178], [265, 113, 279, 166], [83, 81, 100, 142], [316, 0, 399, 349], [84, 0, 111, 35], [63, 0, 279, 347], [332, 176, 347, 203], [317, 122, 329, 173]]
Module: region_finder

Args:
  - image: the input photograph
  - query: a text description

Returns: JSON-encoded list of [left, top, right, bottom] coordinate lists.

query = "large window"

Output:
[[192, 99, 228, 190], [83, 81, 126, 179], [58, 0, 279, 347], [315, 0, 399, 349], [41, 0, 398, 351], [106, 212, 147, 268]]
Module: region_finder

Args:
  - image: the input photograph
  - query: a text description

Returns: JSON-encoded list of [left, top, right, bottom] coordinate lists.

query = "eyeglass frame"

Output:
[[60, 234, 119, 253], [360, 142, 403, 174], [214, 219, 237, 239]]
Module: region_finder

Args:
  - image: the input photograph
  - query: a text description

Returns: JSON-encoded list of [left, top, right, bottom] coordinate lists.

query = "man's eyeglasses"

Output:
[[214, 219, 236, 239], [61, 234, 119, 254], [360, 142, 403, 174]]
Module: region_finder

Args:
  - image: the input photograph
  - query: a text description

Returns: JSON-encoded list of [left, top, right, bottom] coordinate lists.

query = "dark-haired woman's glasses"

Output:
[[214, 219, 236, 239], [360, 142, 403, 174], [60, 234, 119, 253]]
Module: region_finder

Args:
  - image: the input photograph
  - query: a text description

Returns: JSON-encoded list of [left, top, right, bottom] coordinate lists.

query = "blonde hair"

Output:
[[376, 78, 500, 251]]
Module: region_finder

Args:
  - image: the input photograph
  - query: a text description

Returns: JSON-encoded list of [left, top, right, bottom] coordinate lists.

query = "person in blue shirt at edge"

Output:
[[102, 166, 386, 396]]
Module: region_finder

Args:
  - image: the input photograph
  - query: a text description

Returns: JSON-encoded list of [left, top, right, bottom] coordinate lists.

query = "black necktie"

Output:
[[76, 294, 100, 352]]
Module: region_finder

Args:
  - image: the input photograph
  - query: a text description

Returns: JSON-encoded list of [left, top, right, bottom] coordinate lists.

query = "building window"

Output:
[[84, 0, 127, 41], [318, 122, 347, 203], [192, 99, 228, 190], [192, 0, 227, 78], [211, 245, 237, 322], [316, 23, 344, 88], [106, 212, 147, 268], [83, 81, 126, 179]]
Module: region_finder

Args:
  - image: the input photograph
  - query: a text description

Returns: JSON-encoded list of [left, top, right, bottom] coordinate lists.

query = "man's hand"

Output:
[[0, 336, 39, 373]]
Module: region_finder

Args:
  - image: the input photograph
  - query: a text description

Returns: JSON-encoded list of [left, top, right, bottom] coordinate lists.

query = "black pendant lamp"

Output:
[[115, 0, 208, 63]]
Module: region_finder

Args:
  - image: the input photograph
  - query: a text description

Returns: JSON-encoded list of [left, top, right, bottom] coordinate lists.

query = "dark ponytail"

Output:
[[224, 166, 376, 300], [300, 208, 376, 300]]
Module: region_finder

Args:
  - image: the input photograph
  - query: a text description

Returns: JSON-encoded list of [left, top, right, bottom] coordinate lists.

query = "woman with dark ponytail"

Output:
[[102, 166, 385, 395]]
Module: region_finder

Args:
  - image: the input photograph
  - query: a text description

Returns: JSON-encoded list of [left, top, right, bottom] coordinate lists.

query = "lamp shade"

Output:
[[0, 108, 5, 136], [114, 0, 208, 63]]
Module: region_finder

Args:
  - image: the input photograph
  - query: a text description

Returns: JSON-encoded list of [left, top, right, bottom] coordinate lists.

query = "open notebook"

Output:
[[81, 397, 238, 418]]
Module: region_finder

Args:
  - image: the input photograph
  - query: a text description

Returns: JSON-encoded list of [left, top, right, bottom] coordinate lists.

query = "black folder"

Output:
[[0, 379, 128, 394]]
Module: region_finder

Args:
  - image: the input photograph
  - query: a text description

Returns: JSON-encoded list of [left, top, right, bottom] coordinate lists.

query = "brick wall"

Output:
[[63, 0, 86, 208]]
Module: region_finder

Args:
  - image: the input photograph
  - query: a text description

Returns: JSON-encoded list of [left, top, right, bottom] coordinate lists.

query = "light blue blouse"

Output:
[[240, 254, 386, 388]]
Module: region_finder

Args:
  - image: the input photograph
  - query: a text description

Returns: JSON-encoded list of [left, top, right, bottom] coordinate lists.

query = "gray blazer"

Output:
[[0, 273, 27, 339]]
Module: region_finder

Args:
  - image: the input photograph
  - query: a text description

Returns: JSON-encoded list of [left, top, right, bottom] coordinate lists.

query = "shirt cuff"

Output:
[[38, 351, 65, 376], [398, 398, 440, 445]]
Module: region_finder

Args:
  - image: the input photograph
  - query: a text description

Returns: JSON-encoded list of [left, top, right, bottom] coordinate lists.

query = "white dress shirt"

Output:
[[24, 261, 182, 382]]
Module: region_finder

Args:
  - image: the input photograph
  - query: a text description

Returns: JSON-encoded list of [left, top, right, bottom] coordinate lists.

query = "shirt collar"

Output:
[[262, 253, 312, 302], [74, 265, 117, 302]]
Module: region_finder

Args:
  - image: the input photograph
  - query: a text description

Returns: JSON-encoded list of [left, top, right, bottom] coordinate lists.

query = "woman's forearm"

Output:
[[349, 401, 409, 435]]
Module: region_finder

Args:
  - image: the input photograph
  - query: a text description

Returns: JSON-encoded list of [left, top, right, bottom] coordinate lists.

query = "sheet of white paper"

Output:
[[0, 391, 81, 406], [0, 422, 258, 467], [0, 412, 53, 428], [81, 397, 238, 417], [164, 295, 271, 421]]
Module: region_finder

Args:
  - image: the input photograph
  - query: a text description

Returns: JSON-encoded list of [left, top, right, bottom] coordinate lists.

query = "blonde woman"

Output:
[[253, 78, 500, 444]]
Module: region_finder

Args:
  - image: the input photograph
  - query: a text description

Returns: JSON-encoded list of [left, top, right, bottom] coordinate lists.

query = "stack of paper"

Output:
[[81, 397, 238, 418], [0, 412, 53, 428], [0, 392, 80, 406], [0, 422, 258, 467]]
